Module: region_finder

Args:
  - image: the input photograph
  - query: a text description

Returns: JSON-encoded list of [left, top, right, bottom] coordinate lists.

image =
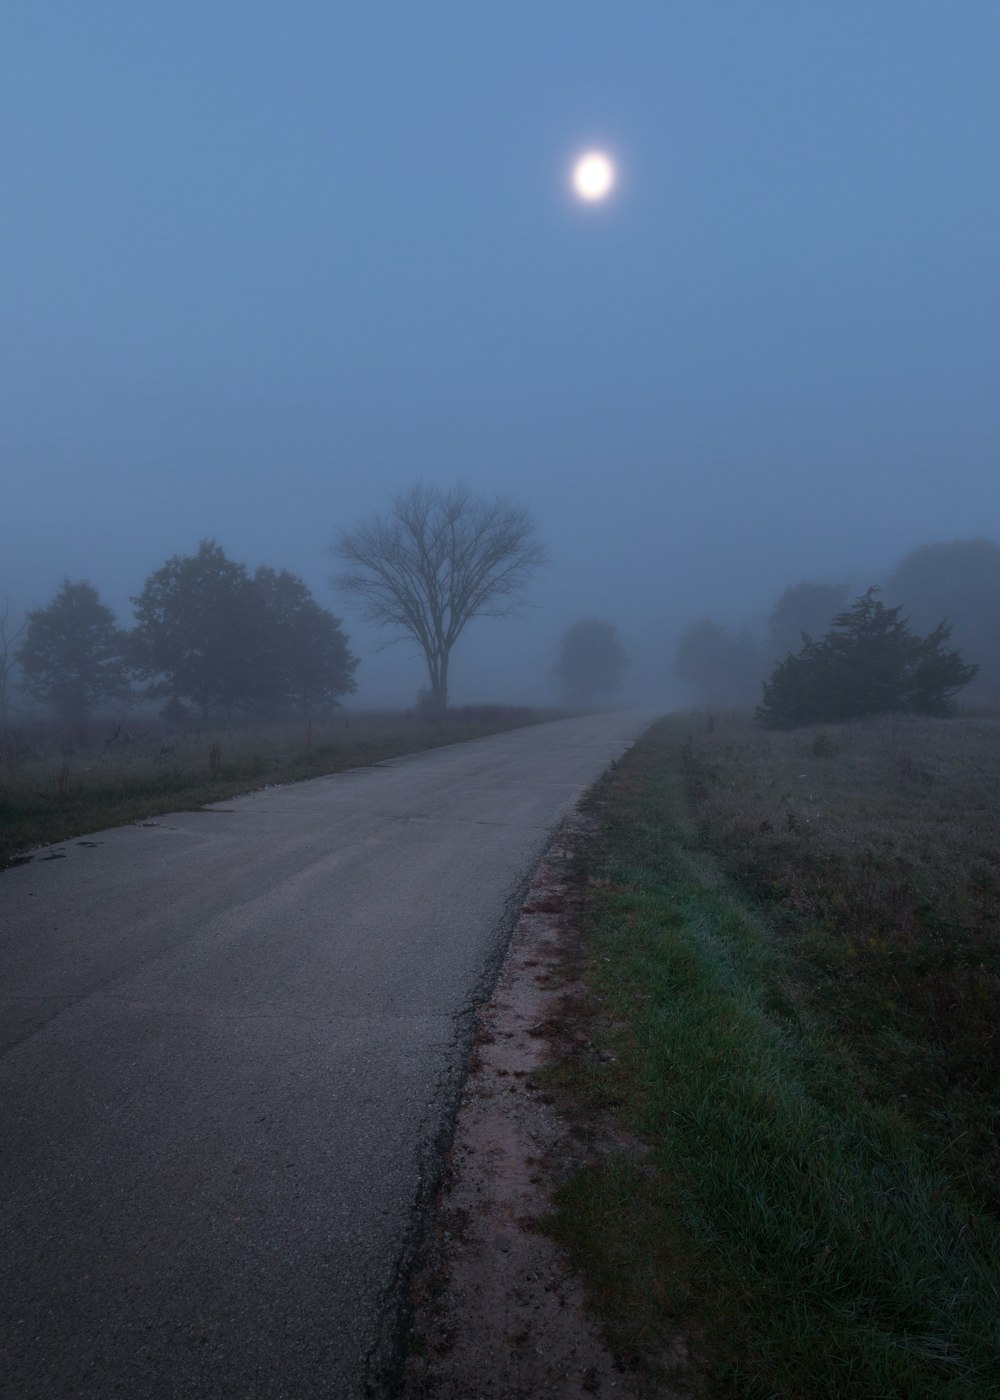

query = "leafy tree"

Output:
[[331, 483, 545, 710], [757, 587, 977, 728], [555, 619, 628, 705], [18, 579, 130, 721], [884, 539, 1000, 694], [252, 567, 358, 717], [673, 619, 763, 706], [131, 541, 267, 720], [767, 581, 849, 660]]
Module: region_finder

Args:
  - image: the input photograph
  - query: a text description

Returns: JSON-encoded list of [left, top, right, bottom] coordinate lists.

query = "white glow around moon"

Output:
[[572, 151, 615, 201]]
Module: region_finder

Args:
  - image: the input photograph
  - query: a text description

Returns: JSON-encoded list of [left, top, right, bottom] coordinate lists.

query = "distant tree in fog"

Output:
[[133, 542, 358, 722], [331, 484, 545, 711], [132, 541, 267, 721], [0, 600, 27, 722], [18, 580, 130, 721], [757, 587, 978, 728], [673, 619, 762, 706], [252, 567, 358, 717], [555, 619, 628, 705], [767, 581, 849, 660], [884, 539, 1000, 696]]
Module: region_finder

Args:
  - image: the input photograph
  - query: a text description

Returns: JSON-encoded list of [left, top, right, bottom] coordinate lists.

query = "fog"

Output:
[[3, 4, 998, 712]]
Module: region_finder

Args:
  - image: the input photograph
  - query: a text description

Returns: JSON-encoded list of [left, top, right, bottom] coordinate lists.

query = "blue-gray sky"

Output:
[[3, 2, 998, 703]]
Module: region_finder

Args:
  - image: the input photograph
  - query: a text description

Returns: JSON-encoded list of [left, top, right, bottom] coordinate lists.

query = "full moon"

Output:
[[572, 151, 615, 201]]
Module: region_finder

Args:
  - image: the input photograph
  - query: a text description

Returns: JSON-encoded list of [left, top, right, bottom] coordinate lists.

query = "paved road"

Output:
[[0, 711, 654, 1399]]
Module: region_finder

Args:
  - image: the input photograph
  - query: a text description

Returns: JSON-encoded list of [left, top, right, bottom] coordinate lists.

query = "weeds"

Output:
[[0, 706, 562, 866]]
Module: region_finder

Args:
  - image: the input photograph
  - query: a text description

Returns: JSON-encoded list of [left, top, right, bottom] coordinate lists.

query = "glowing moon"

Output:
[[572, 151, 615, 201]]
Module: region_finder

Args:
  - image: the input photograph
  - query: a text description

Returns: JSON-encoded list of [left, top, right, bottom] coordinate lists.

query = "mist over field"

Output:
[[6, 13, 1000, 1397], [2, 4, 998, 712]]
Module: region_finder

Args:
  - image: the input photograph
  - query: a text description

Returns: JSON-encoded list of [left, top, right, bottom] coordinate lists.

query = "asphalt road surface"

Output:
[[0, 711, 655, 1399]]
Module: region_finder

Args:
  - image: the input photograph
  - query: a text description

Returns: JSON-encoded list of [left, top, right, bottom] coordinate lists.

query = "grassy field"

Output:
[[0, 705, 557, 868], [542, 711, 1000, 1398]]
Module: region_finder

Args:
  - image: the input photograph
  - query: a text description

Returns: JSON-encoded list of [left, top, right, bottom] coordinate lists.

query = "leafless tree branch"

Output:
[[330, 484, 546, 708]]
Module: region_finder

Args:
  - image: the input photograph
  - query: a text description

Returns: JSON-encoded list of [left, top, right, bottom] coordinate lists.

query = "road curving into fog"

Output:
[[0, 710, 656, 1400]]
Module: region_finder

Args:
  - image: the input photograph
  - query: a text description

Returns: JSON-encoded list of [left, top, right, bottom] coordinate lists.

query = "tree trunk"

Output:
[[436, 649, 450, 711], [424, 647, 449, 713]]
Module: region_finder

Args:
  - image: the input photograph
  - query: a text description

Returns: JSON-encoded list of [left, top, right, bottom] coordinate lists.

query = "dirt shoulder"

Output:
[[402, 814, 688, 1400]]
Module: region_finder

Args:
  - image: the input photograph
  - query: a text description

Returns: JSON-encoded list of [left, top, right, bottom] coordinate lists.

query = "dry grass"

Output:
[[0, 705, 558, 866], [680, 709, 1000, 1212], [541, 716, 1000, 1397]]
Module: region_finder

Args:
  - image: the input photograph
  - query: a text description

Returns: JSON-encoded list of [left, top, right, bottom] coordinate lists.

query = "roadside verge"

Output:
[[406, 712, 1000, 1399], [403, 811, 689, 1399]]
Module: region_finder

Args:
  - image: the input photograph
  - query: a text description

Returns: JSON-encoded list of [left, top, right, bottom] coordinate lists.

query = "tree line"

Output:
[[674, 538, 999, 726], [5, 486, 632, 726], [17, 484, 990, 731], [13, 542, 360, 724], [5, 485, 557, 725]]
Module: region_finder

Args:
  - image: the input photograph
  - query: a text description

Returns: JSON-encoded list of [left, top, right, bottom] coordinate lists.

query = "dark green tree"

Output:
[[767, 581, 850, 660], [673, 619, 763, 706], [884, 539, 1000, 695], [18, 580, 130, 721], [555, 619, 628, 705], [131, 541, 267, 721], [252, 566, 358, 717], [757, 587, 978, 728]]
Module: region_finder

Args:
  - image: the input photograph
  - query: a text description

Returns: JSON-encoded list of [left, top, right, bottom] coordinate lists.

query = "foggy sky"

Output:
[[3, 2, 998, 706]]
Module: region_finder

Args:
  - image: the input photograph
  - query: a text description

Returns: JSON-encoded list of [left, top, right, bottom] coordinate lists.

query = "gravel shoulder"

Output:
[[403, 814, 689, 1400]]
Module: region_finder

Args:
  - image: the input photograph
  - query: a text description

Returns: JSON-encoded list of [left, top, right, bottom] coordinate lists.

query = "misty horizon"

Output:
[[3, 4, 998, 709]]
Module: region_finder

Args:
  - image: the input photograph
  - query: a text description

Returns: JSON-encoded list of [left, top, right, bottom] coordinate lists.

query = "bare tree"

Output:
[[331, 484, 545, 710]]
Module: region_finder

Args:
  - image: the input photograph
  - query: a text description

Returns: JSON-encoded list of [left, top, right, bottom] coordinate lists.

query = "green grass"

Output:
[[679, 711, 1000, 1220], [542, 716, 1000, 1398], [0, 706, 558, 866]]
